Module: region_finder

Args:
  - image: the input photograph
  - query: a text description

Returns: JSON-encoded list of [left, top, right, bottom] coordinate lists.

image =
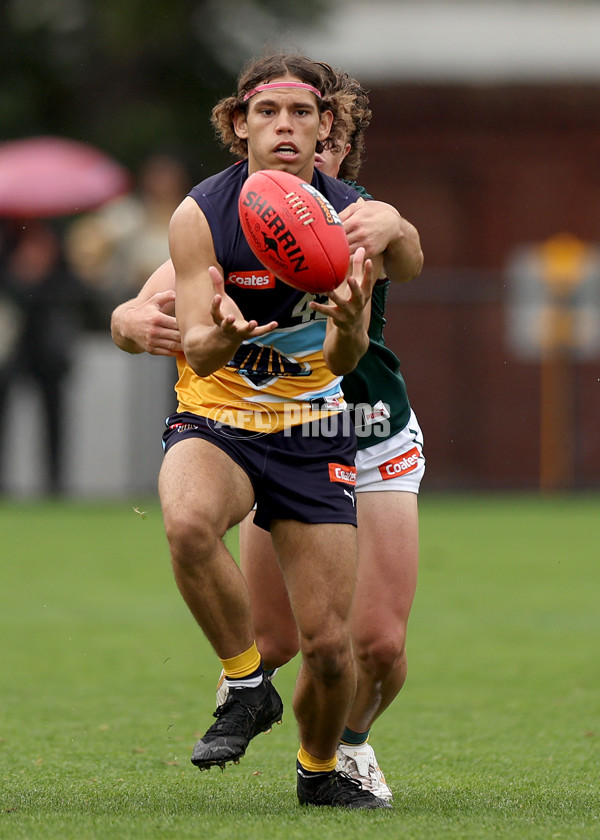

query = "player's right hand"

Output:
[[208, 266, 278, 340]]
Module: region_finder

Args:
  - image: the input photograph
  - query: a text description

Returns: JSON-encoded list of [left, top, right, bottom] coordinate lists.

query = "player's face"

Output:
[[234, 74, 333, 182], [314, 138, 352, 179]]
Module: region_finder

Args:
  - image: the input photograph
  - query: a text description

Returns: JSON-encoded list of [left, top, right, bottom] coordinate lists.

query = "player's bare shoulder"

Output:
[[169, 195, 216, 275]]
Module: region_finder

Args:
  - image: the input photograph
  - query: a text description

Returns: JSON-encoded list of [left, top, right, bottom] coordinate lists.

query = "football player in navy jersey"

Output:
[[112, 62, 423, 806], [125, 53, 391, 810]]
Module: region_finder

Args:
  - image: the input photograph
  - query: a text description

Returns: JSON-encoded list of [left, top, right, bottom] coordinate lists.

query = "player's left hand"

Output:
[[309, 247, 375, 331]]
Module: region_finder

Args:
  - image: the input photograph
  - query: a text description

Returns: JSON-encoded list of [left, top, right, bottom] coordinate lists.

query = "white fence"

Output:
[[4, 335, 177, 498]]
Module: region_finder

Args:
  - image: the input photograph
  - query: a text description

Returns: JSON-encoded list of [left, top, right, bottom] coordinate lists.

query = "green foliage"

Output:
[[1, 494, 599, 838], [0, 0, 332, 174]]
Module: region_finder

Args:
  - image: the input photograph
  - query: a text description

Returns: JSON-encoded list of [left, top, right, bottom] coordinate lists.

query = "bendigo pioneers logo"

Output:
[[378, 447, 421, 480], [227, 342, 311, 388]]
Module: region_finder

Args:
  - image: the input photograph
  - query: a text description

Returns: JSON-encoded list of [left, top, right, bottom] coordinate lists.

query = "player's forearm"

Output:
[[182, 325, 240, 378], [323, 324, 369, 376], [111, 303, 145, 354], [384, 219, 424, 283]]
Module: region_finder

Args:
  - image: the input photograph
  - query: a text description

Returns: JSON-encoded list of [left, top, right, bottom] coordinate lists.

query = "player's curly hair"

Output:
[[210, 54, 371, 181], [211, 53, 336, 158], [317, 64, 372, 181]]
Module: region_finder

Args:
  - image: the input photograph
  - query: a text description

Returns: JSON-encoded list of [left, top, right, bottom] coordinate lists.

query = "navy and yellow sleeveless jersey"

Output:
[[175, 161, 361, 433]]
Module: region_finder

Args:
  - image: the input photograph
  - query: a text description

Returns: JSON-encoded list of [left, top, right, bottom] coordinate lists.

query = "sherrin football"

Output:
[[238, 169, 350, 294]]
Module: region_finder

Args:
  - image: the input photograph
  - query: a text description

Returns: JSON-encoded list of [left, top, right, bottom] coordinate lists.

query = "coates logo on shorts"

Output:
[[206, 401, 278, 437], [378, 446, 421, 480], [328, 463, 357, 485]]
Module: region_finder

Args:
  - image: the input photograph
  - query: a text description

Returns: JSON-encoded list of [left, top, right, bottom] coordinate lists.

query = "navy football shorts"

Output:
[[162, 411, 358, 532]]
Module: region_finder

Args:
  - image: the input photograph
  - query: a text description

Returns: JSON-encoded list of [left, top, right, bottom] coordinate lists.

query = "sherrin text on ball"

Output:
[[238, 169, 350, 294]]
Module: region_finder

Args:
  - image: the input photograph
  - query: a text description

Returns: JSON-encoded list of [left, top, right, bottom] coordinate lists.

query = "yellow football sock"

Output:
[[297, 746, 337, 774], [219, 642, 261, 679]]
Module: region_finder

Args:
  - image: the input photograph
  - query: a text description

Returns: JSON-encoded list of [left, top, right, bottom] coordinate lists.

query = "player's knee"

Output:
[[300, 630, 353, 683], [354, 630, 407, 679], [163, 511, 216, 567]]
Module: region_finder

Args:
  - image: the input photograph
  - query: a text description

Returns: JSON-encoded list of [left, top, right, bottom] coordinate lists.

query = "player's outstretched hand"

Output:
[[208, 266, 278, 340], [309, 247, 374, 331], [123, 290, 182, 356]]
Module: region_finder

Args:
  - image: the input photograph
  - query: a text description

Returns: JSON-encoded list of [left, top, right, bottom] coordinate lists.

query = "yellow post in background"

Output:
[[538, 234, 588, 492]]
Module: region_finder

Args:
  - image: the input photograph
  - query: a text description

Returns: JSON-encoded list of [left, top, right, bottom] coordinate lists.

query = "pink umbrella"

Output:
[[0, 136, 131, 218]]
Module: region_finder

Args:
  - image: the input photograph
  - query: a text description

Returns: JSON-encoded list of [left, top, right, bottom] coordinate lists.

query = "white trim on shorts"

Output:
[[355, 409, 425, 494]]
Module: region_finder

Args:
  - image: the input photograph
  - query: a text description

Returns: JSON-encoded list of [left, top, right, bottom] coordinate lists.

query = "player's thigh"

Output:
[[271, 519, 357, 638], [354, 490, 419, 629], [159, 437, 255, 535]]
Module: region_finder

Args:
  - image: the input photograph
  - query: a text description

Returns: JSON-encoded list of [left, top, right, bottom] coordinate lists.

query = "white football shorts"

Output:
[[355, 409, 425, 494]]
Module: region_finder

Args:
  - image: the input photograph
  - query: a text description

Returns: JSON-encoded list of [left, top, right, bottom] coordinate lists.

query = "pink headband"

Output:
[[242, 82, 323, 102]]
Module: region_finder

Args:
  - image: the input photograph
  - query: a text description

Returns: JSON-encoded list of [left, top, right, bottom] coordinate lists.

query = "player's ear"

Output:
[[233, 111, 249, 139], [317, 109, 334, 143]]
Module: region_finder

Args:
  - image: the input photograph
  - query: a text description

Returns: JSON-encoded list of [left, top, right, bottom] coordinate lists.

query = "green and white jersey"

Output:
[[343, 277, 411, 449], [341, 180, 412, 450]]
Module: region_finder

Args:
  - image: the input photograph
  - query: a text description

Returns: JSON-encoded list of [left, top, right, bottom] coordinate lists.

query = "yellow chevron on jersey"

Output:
[[175, 350, 345, 434]]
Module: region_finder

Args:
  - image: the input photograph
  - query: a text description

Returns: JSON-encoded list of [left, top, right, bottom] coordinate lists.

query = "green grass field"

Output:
[[1, 494, 599, 839]]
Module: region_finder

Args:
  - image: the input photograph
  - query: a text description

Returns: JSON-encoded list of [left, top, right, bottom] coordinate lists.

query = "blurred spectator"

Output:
[[66, 153, 190, 306], [0, 221, 102, 495]]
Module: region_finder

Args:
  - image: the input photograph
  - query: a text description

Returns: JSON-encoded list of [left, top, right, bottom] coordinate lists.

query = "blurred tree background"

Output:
[[0, 0, 330, 180]]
